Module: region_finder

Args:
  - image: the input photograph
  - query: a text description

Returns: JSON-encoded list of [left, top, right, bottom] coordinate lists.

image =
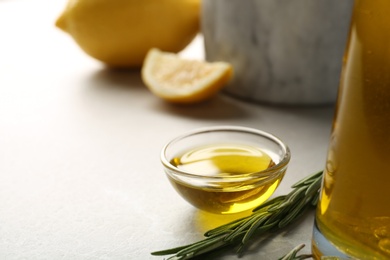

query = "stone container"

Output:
[[202, 0, 354, 105]]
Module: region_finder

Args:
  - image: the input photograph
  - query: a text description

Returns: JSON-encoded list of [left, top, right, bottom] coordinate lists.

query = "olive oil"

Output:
[[313, 0, 390, 258], [168, 143, 284, 214]]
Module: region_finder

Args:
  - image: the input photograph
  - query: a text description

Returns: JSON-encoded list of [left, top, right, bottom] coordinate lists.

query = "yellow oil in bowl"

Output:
[[162, 126, 290, 214], [164, 139, 288, 214]]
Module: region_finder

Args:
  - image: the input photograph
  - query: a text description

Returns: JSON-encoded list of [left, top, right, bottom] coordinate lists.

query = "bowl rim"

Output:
[[161, 125, 291, 180]]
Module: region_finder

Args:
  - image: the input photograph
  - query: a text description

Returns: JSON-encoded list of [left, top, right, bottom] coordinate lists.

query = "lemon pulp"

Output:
[[141, 48, 233, 104]]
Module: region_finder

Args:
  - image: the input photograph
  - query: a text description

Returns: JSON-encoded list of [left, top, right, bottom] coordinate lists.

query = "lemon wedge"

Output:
[[141, 48, 233, 104]]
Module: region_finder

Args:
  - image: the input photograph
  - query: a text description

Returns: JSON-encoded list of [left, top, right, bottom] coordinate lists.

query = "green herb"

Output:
[[151, 170, 323, 259], [279, 244, 312, 260]]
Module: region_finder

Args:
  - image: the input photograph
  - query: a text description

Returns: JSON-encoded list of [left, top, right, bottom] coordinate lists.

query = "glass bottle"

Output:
[[312, 0, 390, 258]]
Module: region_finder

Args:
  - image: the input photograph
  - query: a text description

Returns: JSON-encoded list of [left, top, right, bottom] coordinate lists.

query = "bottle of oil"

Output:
[[312, 0, 390, 258]]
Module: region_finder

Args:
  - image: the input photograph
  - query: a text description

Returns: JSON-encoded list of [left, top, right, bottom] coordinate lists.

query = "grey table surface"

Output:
[[0, 0, 334, 259]]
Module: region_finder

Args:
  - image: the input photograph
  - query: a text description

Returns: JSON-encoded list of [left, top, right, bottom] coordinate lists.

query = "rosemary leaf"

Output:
[[291, 171, 322, 188], [204, 217, 246, 237], [311, 191, 320, 206], [278, 196, 310, 228], [278, 244, 313, 260], [254, 195, 287, 212], [223, 212, 266, 242], [175, 235, 226, 257], [151, 246, 187, 256], [241, 212, 270, 244], [273, 186, 306, 210], [305, 174, 322, 196]]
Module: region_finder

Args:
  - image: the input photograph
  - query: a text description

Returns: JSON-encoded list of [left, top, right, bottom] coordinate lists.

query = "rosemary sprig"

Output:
[[279, 244, 313, 260], [152, 170, 323, 259]]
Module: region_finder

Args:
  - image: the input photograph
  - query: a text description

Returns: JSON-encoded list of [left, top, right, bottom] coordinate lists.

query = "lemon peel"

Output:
[[55, 0, 200, 67]]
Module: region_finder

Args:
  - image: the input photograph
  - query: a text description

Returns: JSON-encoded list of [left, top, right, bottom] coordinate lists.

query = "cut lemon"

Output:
[[141, 48, 233, 104]]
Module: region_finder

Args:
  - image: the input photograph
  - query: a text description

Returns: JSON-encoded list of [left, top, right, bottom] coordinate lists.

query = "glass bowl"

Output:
[[161, 126, 291, 214]]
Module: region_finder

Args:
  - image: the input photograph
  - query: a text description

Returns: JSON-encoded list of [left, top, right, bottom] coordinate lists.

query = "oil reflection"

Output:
[[194, 209, 253, 233]]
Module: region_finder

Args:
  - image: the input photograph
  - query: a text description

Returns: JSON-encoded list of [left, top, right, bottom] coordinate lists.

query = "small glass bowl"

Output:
[[161, 126, 290, 214]]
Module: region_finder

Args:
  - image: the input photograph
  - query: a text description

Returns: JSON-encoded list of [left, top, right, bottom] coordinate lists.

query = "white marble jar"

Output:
[[202, 0, 354, 105]]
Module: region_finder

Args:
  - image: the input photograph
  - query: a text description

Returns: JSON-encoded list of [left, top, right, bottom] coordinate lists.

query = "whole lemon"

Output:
[[56, 0, 200, 67]]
